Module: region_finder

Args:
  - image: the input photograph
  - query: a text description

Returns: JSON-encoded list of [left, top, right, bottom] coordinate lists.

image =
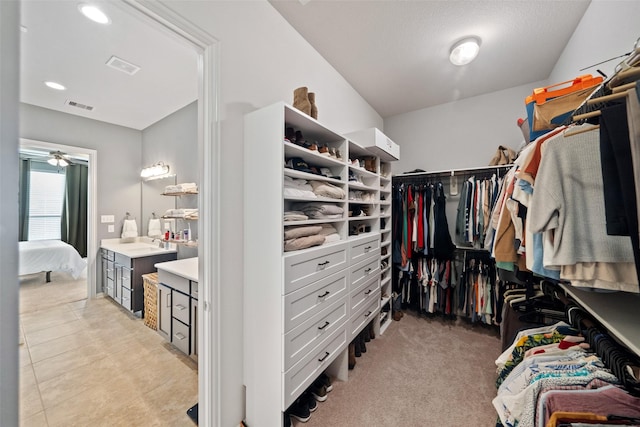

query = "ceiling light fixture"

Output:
[[47, 151, 71, 168], [141, 161, 170, 180], [78, 4, 111, 24], [44, 81, 66, 91], [449, 37, 481, 66]]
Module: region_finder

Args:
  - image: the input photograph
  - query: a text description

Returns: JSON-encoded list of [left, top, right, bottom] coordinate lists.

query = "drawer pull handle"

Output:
[[317, 260, 330, 269], [364, 246, 372, 252], [175, 304, 186, 311], [317, 321, 330, 330], [364, 268, 372, 274], [318, 351, 330, 362], [175, 332, 186, 340], [166, 294, 172, 308], [364, 289, 372, 295], [364, 311, 372, 317], [317, 291, 330, 298]]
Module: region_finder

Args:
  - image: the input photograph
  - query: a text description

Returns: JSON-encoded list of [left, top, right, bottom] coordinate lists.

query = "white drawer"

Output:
[[283, 325, 346, 410], [172, 318, 190, 355], [283, 297, 347, 371], [158, 270, 191, 295], [348, 297, 379, 340], [172, 291, 191, 326], [284, 242, 348, 294], [349, 274, 380, 314], [283, 269, 348, 333], [349, 256, 380, 291], [349, 234, 380, 263]]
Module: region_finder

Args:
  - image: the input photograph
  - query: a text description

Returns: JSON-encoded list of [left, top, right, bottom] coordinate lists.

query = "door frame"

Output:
[[19, 139, 98, 297], [121, 1, 221, 425]]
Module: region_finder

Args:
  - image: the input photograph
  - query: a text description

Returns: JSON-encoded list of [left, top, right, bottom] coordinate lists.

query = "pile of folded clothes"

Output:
[[284, 223, 340, 252], [292, 202, 344, 219]]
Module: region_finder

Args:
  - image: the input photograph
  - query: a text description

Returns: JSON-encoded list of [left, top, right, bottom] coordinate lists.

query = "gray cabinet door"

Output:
[[158, 283, 172, 341]]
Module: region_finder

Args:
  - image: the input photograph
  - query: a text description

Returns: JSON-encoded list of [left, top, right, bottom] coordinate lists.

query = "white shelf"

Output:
[[284, 195, 346, 203], [348, 214, 379, 221], [380, 316, 392, 334], [561, 284, 640, 356], [381, 295, 391, 307], [284, 141, 345, 167], [381, 276, 391, 288], [348, 181, 378, 192], [284, 168, 345, 186], [283, 218, 345, 226]]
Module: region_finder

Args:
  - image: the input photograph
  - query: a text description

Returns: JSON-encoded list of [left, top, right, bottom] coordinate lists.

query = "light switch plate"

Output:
[[108, 225, 115, 233], [101, 215, 115, 223]]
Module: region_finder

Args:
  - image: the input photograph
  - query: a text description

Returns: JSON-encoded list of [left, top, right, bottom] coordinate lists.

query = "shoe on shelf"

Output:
[[318, 144, 331, 156], [287, 397, 311, 423], [309, 380, 328, 402], [319, 372, 333, 392]]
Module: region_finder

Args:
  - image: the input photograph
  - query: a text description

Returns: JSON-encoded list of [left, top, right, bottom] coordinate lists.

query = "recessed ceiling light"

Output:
[[78, 4, 111, 24], [44, 81, 66, 91], [449, 37, 481, 66]]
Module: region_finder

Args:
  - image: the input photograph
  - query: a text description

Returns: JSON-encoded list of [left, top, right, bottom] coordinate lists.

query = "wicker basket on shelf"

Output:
[[142, 272, 159, 331]]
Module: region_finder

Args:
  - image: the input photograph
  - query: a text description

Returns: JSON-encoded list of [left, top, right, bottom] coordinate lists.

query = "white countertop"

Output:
[[101, 237, 177, 259], [155, 257, 198, 282]]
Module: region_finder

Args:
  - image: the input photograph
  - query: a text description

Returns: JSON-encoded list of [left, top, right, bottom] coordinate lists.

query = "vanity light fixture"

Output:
[[140, 162, 170, 180], [78, 3, 111, 25], [449, 36, 481, 66], [44, 81, 66, 91]]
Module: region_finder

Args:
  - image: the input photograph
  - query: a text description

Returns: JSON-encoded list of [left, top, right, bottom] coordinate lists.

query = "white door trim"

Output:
[[19, 138, 98, 298], [121, 2, 221, 426]]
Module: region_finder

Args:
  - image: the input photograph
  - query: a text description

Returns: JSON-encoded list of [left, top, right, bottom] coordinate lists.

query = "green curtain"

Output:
[[18, 159, 31, 241], [61, 164, 88, 257]]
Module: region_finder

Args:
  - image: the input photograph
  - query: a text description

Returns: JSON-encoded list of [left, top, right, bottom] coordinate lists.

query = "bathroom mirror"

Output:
[[141, 174, 177, 238]]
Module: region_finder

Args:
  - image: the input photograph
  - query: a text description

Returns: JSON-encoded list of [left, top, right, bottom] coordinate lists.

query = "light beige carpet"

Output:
[[301, 312, 501, 426]]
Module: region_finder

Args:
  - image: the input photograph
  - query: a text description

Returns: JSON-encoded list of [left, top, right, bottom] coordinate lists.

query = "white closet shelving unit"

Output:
[[243, 103, 398, 426]]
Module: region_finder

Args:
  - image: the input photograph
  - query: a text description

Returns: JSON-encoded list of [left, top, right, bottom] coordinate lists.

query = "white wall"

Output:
[[0, 1, 20, 425], [160, 1, 383, 425], [549, 0, 640, 84], [384, 80, 544, 174], [20, 103, 143, 244]]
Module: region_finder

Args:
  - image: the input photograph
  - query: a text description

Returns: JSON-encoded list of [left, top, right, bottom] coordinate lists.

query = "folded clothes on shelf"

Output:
[[164, 182, 198, 194]]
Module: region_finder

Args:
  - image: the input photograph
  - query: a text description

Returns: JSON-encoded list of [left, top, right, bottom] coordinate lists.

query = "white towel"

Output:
[[148, 218, 162, 238], [121, 219, 139, 239]]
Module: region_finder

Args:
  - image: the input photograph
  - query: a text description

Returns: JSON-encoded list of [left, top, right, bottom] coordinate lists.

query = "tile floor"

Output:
[[19, 272, 198, 426]]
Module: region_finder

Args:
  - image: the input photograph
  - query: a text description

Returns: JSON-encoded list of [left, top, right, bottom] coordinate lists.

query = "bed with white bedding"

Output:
[[19, 240, 86, 282]]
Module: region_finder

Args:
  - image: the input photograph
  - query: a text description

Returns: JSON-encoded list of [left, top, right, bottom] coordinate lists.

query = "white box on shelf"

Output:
[[344, 127, 400, 161]]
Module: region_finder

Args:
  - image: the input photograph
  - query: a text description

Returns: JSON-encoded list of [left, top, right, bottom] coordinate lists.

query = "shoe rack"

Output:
[[243, 103, 398, 426]]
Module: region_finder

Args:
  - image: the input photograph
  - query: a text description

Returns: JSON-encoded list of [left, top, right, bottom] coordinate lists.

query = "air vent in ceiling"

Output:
[[106, 55, 141, 76], [65, 100, 94, 111]]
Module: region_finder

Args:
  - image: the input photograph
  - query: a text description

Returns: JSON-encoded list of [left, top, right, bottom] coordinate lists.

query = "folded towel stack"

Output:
[[163, 208, 199, 219], [164, 182, 198, 194], [292, 202, 344, 219], [283, 222, 341, 252]]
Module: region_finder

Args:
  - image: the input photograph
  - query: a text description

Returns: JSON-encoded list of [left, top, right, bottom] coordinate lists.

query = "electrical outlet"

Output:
[[101, 215, 115, 223], [108, 224, 115, 233]]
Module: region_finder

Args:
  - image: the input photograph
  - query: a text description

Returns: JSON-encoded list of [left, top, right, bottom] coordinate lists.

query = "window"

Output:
[[28, 166, 66, 241]]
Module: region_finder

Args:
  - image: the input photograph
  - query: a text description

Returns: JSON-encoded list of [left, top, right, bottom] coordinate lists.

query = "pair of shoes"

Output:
[[287, 396, 311, 423], [309, 378, 328, 402], [301, 391, 317, 412], [368, 320, 376, 340], [393, 310, 404, 321], [285, 127, 296, 144], [318, 144, 330, 156], [319, 372, 333, 392]]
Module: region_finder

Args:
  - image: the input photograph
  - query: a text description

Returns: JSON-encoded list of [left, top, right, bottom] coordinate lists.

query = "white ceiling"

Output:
[[20, 0, 198, 131], [19, 1, 592, 130], [269, 0, 592, 118]]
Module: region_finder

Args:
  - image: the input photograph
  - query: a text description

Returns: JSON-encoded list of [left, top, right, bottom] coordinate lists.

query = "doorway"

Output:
[[17, 0, 219, 424]]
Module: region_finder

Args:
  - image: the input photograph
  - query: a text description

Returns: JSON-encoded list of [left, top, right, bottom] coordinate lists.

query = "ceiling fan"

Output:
[[47, 150, 73, 167]]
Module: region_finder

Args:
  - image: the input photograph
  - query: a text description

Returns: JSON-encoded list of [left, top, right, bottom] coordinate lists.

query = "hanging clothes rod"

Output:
[[394, 164, 513, 180]]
